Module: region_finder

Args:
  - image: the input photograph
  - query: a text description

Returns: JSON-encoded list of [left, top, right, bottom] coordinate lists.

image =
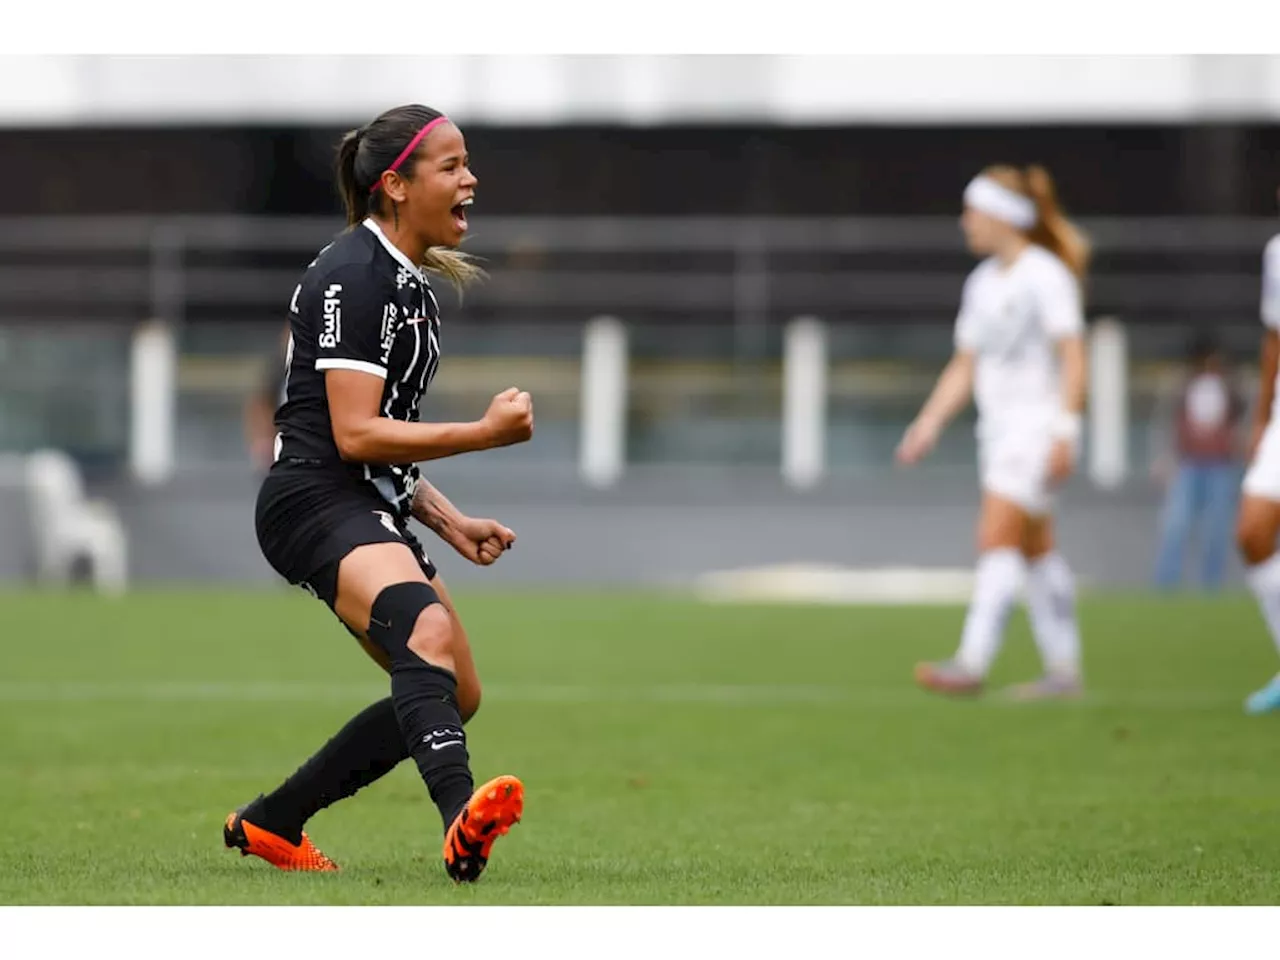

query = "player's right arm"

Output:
[[897, 272, 979, 466], [1250, 238, 1280, 460], [896, 350, 976, 465], [311, 264, 533, 464]]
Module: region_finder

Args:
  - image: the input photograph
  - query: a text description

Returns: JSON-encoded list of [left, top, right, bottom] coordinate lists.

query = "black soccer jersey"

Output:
[[273, 218, 442, 517]]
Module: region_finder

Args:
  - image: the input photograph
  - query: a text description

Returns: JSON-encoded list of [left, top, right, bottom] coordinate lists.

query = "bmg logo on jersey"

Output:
[[380, 303, 398, 361], [319, 284, 343, 349]]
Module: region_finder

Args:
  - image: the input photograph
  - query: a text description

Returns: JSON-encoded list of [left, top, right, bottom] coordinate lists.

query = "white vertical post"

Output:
[[782, 316, 827, 489], [1088, 317, 1129, 489], [579, 316, 628, 488], [130, 320, 176, 486]]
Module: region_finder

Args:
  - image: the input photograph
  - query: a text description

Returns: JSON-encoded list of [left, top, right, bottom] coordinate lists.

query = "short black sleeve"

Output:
[[311, 263, 397, 380]]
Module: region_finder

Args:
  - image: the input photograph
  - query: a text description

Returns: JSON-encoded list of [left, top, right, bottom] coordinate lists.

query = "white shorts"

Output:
[[1243, 421, 1280, 500], [978, 430, 1055, 517]]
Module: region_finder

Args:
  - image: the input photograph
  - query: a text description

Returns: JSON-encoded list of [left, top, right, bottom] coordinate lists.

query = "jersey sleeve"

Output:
[[1263, 236, 1280, 330], [1033, 255, 1084, 340], [953, 271, 981, 352], [310, 263, 395, 379]]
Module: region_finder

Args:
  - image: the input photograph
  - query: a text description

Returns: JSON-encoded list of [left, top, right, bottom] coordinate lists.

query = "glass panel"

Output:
[[0, 321, 132, 470], [627, 322, 783, 465]]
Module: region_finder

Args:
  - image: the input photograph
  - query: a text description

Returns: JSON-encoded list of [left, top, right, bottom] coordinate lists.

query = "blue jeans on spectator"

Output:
[[1154, 460, 1240, 590]]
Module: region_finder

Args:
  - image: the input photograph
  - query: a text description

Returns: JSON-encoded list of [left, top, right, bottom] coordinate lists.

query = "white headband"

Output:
[[964, 176, 1037, 230]]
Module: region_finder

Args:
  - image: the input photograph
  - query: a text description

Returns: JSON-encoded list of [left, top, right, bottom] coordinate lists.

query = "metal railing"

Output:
[[0, 214, 1275, 340], [0, 214, 1274, 477]]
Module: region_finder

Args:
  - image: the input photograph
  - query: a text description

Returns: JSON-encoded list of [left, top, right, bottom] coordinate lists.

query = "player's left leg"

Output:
[[428, 574, 482, 724], [332, 543, 520, 883], [424, 574, 523, 883], [1005, 513, 1083, 701]]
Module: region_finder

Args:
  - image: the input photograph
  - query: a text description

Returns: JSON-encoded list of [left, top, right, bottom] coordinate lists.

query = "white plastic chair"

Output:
[[24, 449, 129, 595]]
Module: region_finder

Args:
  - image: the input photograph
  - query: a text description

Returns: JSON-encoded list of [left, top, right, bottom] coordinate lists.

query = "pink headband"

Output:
[[368, 115, 450, 195]]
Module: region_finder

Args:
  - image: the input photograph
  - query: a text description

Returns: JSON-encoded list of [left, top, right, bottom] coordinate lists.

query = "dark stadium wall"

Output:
[[0, 124, 1277, 218]]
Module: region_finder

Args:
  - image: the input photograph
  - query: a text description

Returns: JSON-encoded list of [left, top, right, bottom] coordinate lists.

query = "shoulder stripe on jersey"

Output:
[[361, 219, 424, 282], [316, 358, 388, 379]]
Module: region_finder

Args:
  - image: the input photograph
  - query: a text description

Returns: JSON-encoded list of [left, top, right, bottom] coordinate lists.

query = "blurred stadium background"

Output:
[[2, 54, 1279, 594]]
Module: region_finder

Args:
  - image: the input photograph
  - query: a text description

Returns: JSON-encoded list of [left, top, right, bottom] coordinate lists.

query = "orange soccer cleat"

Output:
[[223, 799, 339, 872], [442, 775, 524, 883]]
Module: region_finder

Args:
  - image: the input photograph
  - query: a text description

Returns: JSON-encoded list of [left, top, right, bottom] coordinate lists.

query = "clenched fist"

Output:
[[482, 387, 534, 448]]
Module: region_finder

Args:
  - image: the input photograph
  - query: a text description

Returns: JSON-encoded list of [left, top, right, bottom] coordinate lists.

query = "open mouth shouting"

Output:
[[450, 196, 473, 235]]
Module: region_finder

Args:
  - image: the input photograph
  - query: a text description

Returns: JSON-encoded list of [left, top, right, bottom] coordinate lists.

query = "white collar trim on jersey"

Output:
[[362, 218, 425, 282], [964, 176, 1037, 231]]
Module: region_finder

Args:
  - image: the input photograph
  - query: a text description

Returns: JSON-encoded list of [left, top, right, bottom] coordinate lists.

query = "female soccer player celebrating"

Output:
[[224, 104, 531, 882], [897, 166, 1090, 700]]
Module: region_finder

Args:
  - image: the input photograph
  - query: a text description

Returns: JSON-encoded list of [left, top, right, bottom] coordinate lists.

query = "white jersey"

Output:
[[954, 245, 1084, 440], [1243, 235, 1280, 500], [1263, 234, 1280, 422]]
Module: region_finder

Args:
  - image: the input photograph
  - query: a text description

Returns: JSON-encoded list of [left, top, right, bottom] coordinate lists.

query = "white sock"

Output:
[[1025, 552, 1082, 680], [1246, 553, 1280, 659], [955, 548, 1026, 678]]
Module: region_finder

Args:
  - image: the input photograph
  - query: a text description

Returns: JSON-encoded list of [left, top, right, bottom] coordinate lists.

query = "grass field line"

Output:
[[0, 680, 1242, 709]]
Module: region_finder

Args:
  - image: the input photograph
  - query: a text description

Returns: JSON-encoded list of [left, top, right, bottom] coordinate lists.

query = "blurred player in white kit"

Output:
[[1235, 199, 1280, 715], [897, 165, 1090, 700]]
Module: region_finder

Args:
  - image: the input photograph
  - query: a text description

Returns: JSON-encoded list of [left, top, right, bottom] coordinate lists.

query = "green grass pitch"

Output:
[[1, 588, 1279, 904]]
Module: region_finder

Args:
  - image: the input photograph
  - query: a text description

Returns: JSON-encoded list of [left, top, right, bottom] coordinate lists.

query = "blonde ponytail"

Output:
[[1023, 165, 1091, 282], [979, 164, 1091, 283]]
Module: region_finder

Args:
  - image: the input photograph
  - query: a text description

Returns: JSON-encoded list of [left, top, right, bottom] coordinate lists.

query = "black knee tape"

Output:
[[367, 581, 442, 666]]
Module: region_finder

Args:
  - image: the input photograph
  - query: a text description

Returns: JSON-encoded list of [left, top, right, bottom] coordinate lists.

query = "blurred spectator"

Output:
[[1151, 332, 1246, 590], [243, 325, 290, 472]]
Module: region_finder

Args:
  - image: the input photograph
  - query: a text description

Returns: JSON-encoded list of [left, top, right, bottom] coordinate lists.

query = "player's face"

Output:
[[961, 205, 1013, 256], [406, 122, 478, 248]]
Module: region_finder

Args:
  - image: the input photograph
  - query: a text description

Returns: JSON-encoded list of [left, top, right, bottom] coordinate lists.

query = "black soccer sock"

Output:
[[390, 658, 475, 830], [255, 697, 408, 845], [367, 581, 476, 832]]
